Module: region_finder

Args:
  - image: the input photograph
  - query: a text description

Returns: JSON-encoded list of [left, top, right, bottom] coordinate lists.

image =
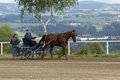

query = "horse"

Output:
[[36, 30, 77, 60]]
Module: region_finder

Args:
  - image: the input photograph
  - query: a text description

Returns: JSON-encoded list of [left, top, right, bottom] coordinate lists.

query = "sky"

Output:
[[0, 0, 120, 4]]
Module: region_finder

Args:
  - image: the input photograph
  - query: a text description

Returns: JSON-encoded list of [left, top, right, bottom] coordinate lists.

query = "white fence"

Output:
[[68, 40, 120, 55], [0, 42, 10, 55], [1, 41, 120, 55]]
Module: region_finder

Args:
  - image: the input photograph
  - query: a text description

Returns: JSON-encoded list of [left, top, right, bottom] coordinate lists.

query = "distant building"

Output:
[[66, 23, 81, 26], [77, 35, 109, 41], [82, 34, 92, 37], [105, 21, 112, 25]]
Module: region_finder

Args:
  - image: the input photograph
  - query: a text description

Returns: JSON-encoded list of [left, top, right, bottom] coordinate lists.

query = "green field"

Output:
[[69, 52, 120, 58], [0, 23, 40, 28]]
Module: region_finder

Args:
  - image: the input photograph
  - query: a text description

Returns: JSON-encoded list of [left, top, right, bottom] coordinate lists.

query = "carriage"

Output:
[[13, 30, 77, 60], [13, 39, 42, 59]]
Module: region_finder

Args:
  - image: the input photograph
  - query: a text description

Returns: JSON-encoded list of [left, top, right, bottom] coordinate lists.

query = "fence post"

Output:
[[68, 41, 71, 55], [106, 41, 109, 55], [1, 42, 3, 55]]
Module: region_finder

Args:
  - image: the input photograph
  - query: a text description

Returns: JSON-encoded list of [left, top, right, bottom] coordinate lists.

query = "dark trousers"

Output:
[[12, 45, 19, 57]]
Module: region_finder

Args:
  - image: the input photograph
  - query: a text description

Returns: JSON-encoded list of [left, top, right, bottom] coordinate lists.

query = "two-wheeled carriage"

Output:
[[12, 30, 77, 60], [13, 42, 42, 60]]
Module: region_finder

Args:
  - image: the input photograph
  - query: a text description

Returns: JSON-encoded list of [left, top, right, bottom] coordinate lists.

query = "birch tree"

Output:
[[16, 0, 78, 34]]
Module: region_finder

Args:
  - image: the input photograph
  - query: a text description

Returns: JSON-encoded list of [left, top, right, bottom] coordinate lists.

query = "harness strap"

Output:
[[42, 35, 58, 49]]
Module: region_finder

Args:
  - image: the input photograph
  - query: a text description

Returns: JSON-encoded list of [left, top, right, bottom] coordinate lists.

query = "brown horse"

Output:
[[37, 30, 77, 60]]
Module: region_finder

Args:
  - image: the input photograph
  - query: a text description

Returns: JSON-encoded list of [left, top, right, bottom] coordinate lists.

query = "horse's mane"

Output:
[[63, 30, 73, 37], [64, 30, 72, 34]]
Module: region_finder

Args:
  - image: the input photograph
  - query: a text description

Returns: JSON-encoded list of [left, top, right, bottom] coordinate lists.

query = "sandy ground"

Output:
[[0, 57, 120, 80]]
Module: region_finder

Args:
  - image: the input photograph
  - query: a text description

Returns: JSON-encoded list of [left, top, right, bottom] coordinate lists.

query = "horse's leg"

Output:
[[58, 45, 65, 58], [62, 45, 68, 60], [41, 48, 45, 59], [50, 46, 54, 59], [64, 47, 68, 60], [58, 44, 68, 60]]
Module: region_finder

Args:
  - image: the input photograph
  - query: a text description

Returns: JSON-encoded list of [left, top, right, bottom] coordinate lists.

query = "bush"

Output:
[[77, 44, 90, 55], [90, 42, 105, 54], [0, 24, 16, 54], [0, 24, 15, 41]]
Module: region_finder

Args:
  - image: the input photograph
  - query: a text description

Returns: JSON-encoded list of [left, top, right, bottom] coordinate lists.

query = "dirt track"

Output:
[[0, 57, 120, 80]]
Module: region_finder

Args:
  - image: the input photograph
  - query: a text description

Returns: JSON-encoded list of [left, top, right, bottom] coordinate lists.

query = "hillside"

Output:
[[0, 3, 19, 14], [0, 1, 120, 37], [0, 1, 120, 15], [78, 1, 108, 9], [0, 1, 120, 23]]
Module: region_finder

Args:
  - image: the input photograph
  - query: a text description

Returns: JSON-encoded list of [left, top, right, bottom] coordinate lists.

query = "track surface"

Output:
[[0, 57, 120, 80]]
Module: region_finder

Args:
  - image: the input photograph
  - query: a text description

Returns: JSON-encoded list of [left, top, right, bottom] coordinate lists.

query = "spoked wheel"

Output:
[[34, 51, 43, 59], [25, 50, 35, 60], [16, 52, 21, 56], [25, 52, 32, 59], [12, 51, 21, 60]]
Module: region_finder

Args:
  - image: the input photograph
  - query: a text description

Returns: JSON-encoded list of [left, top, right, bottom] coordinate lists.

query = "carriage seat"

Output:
[[22, 38, 37, 47]]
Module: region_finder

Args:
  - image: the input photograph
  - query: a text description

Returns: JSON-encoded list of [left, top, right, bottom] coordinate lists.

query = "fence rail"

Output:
[[1, 40, 120, 55], [0, 42, 10, 55], [68, 40, 120, 55]]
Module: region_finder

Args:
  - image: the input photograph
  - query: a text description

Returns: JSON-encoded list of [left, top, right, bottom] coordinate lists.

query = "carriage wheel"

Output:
[[25, 52, 33, 59]]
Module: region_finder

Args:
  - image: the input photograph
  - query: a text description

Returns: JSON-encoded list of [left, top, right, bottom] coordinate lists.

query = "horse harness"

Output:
[[41, 34, 58, 49]]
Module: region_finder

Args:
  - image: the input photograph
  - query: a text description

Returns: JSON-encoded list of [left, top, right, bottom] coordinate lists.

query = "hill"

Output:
[[78, 1, 108, 9], [1, 1, 120, 37], [0, 3, 19, 14], [0, 1, 120, 15]]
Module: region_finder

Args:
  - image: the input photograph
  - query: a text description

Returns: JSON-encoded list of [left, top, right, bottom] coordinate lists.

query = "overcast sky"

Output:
[[0, 0, 120, 4]]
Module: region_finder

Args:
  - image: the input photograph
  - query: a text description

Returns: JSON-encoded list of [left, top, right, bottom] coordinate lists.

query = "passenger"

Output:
[[10, 34, 20, 59], [23, 29, 37, 46], [24, 29, 33, 40]]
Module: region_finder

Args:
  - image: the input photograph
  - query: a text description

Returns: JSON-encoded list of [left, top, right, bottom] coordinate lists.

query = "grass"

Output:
[[0, 23, 40, 29], [1, 52, 120, 58], [0, 53, 11, 57], [101, 11, 120, 14], [69, 53, 120, 58]]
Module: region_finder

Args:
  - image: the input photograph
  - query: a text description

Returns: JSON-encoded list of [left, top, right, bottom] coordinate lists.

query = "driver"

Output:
[[23, 29, 37, 46]]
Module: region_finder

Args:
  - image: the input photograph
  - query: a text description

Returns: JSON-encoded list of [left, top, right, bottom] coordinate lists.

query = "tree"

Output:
[[16, 0, 78, 34], [87, 26, 97, 36]]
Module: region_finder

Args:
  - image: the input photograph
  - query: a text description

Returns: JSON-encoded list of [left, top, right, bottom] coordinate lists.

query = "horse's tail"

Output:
[[39, 34, 54, 49], [39, 35, 46, 45], [34, 35, 46, 50]]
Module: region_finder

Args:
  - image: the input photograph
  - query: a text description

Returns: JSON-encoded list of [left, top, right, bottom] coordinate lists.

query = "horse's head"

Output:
[[71, 30, 77, 42]]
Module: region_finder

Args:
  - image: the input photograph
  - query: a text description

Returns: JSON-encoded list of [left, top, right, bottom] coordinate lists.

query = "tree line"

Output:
[[16, 22, 120, 37]]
